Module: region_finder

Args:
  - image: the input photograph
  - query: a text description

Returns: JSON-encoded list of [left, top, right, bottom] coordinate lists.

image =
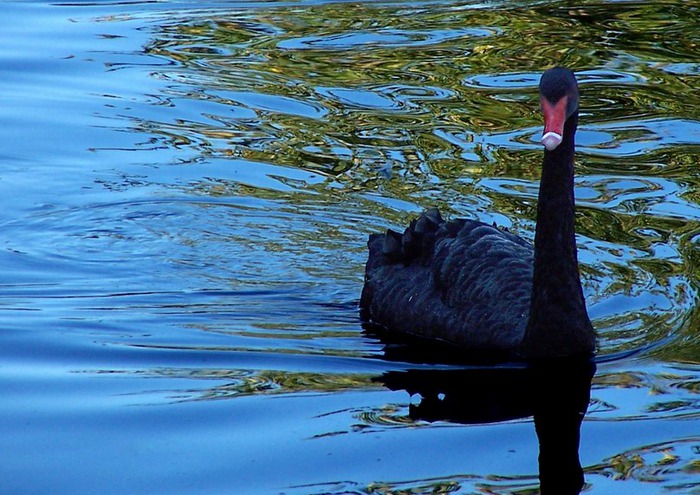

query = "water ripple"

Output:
[[581, 118, 700, 156], [277, 27, 499, 50], [463, 69, 647, 89]]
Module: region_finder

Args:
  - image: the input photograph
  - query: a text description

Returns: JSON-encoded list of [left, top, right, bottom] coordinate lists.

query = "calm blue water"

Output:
[[2, 1, 700, 494]]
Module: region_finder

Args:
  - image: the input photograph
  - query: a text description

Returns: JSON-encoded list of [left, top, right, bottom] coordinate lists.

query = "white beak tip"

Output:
[[541, 132, 563, 151]]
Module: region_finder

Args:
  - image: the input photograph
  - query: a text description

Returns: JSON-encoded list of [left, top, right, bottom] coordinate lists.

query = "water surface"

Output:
[[1, 1, 700, 493]]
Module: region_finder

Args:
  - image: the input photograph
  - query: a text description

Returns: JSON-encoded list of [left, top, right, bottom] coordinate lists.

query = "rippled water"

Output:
[[2, 1, 700, 493]]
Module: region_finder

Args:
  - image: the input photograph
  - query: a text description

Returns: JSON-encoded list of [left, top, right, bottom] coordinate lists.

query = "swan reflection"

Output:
[[376, 351, 595, 494]]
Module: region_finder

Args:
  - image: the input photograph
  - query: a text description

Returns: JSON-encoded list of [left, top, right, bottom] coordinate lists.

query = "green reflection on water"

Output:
[[97, 0, 700, 357]]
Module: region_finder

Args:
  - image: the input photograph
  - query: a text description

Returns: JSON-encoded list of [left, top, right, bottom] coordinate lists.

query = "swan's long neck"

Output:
[[522, 113, 596, 358]]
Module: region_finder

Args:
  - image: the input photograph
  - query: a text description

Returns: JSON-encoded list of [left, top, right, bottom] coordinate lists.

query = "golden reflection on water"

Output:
[[122, 0, 700, 357], [74, 0, 700, 398]]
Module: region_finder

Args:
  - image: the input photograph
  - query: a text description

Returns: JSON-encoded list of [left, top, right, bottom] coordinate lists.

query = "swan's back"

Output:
[[361, 209, 534, 353]]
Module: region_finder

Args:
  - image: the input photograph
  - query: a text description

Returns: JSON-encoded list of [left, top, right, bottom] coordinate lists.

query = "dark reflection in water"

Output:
[[376, 336, 595, 495], [366, 325, 596, 495]]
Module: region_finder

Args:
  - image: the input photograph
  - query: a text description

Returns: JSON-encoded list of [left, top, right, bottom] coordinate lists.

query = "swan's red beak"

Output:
[[541, 96, 568, 151]]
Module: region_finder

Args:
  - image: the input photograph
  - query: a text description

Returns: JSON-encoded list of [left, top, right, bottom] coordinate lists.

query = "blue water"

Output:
[[2, 1, 700, 493]]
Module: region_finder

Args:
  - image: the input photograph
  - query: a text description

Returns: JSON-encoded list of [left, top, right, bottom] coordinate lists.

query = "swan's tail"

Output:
[[373, 208, 445, 265]]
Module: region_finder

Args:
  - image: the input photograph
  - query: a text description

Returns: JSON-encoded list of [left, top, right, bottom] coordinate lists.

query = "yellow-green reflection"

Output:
[[588, 437, 700, 490], [95, 0, 700, 358], [125, 367, 381, 402]]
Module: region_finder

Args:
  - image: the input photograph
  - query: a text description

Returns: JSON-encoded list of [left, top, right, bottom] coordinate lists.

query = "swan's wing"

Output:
[[362, 210, 533, 352], [432, 222, 533, 345]]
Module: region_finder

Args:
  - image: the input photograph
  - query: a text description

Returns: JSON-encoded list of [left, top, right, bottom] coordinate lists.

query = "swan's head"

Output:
[[539, 67, 579, 151]]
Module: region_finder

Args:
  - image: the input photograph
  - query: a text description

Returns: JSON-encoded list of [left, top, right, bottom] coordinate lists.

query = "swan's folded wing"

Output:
[[431, 222, 533, 348], [362, 214, 533, 353]]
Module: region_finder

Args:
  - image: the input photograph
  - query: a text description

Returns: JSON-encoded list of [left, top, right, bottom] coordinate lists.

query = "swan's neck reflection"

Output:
[[377, 357, 595, 494], [532, 358, 595, 494]]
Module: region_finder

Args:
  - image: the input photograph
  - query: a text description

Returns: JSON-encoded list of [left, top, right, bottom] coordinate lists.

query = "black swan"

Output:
[[361, 67, 596, 359]]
